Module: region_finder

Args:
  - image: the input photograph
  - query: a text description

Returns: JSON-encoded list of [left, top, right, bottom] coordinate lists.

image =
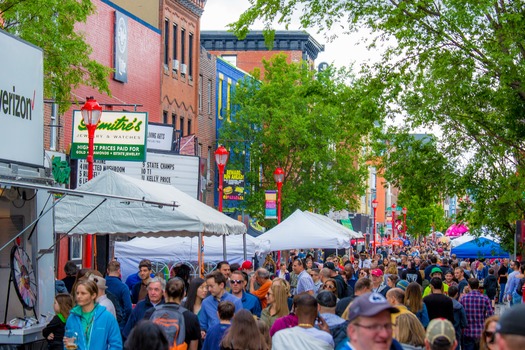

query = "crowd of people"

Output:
[[45, 242, 525, 350]]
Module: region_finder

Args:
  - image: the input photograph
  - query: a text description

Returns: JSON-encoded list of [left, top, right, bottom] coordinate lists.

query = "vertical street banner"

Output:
[[265, 190, 277, 219], [222, 168, 245, 213]]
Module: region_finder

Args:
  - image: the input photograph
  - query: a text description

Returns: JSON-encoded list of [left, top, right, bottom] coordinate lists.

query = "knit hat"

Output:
[[426, 318, 455, 345], [396, 280, 409, 291]]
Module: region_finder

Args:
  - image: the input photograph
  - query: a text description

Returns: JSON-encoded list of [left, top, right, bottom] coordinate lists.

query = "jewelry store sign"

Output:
[[70, 110, 147, 162]]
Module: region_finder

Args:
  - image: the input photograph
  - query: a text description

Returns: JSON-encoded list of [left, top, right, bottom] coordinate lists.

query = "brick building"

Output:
[[200, 30, 324, 74]]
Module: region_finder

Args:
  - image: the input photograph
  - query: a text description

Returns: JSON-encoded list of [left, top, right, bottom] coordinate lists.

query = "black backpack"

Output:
[[106, 290, 126, 327]]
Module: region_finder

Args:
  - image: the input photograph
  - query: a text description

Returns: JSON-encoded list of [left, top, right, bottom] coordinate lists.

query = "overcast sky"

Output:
[[200, 0, 378, 70]]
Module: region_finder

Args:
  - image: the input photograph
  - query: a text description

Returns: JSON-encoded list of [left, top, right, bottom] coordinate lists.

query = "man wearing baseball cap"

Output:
[[425, 318, 457, 350], [339, 292, 402, 350], [423, 267, 449, 297], [495, 303, 525, 350]]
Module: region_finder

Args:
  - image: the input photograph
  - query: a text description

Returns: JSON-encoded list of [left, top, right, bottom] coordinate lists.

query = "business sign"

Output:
[[265, 190, 277, 219], [114, 11, 128, 83], [70, 110, 147, 162], [0, 30, 44, 167], [147, 123, 175, 151], [76, 152, 200, 198]]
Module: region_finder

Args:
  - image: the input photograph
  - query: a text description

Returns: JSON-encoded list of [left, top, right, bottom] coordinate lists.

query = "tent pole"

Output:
[[223, 234, 227, 261], [199, 232, 204, 278], [243, 232, 247, 261]]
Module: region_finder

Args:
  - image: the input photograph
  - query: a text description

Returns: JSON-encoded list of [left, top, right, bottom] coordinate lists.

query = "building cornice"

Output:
[[200, 30, 325, 61], [175, 0, 205, 17]]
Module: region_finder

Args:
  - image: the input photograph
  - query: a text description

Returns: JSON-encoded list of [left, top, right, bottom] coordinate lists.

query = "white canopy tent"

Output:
[[450, 232, 501, 248], [257, 209, 354, 250], [302, 211, 363, 239], [115, 235, 271, 280], [55, 170, 246, 237], [54, 171, 247, 268]]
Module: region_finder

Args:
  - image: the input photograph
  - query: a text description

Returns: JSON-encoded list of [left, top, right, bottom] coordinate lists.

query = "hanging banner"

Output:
[[265, 190, 277, 219]]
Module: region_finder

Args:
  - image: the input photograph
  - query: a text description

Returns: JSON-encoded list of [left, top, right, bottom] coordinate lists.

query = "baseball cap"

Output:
[[431, 267, 443, 275], [241, 260, 253, 270], [316, 290, 337, 308], [396, 280, 409, 291], [88, 274, 107, 290], [371, 268, 383, 277], [347, 292, 398, 322], [426, 318, 456, 344], [324, 262, 337, 271], [497, 304, 525, 336]]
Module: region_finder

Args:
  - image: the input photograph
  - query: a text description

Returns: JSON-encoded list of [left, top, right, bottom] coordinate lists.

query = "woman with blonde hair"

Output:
[[394, 313, 426, 350], [480, 315, 499, 350], [260, 284, 289, 328], [404, 282, 429, 328]]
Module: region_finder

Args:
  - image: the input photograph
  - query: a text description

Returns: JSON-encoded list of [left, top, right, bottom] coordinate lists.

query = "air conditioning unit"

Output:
[[172, 59, 179, 71], [180, 63, 187, 75]]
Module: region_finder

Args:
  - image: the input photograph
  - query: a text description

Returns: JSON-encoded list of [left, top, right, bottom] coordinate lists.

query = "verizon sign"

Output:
[[0, 30, 44, 167]]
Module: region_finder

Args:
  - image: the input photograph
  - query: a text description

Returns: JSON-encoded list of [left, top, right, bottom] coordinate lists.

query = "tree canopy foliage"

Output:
[[0, 0, 111, 113], [219, 55, 380, 225], [231, 1, 525, 246]]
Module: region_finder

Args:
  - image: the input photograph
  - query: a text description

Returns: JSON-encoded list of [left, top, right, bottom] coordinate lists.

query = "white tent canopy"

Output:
[[302, 211, 363, 239], [450, 232, 501, 248], [115, 235, 271, 280], [257, 209, 354, 251], [55, 170, 246, 237]]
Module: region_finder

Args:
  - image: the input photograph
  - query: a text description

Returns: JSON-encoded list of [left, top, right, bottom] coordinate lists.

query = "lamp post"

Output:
[[214, 145, 229, 212], [391, 203, 397, 238], [274, 167, 284, 264], [372, 199, 378, 254], [80, 97, 102, 269], [402, 207, 407, 238]]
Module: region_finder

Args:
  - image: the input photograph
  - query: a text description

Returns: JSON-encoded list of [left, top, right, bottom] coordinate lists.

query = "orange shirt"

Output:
[[253, 280, 272, 308]]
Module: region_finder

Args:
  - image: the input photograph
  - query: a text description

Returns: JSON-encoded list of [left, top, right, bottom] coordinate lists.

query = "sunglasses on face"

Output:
[[323, 284, 336, 289], [485, 331, 495, 344], [230, 280, 243, 285]]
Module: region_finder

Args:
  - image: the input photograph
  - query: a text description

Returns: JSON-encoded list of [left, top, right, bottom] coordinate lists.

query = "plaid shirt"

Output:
[[460, 290, 494, 338]]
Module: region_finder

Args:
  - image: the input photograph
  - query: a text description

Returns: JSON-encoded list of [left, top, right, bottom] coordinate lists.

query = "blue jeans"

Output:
[[499, 283, 506, 303]]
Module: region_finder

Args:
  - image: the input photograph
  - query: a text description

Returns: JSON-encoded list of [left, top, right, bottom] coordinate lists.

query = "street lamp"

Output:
[[391, 203, 397, 238], [80, 97, 102, 180], [80, 97, 102, 269], [274, 167, 285, 264], [214, 145, 229, 212], [402, 207, 407, 238], [372, 199, 378, 254]]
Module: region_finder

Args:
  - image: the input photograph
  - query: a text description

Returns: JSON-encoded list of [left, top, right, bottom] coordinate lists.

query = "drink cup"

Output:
[[64, 330, 78, 349]]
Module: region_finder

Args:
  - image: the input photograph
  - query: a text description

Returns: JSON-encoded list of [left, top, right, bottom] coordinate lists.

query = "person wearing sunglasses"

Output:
[[229, 270, 261, 318], [480, 315, 499, 350]]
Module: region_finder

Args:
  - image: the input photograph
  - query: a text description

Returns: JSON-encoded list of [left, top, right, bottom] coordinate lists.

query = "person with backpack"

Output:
[[145, 277, 201, 350]]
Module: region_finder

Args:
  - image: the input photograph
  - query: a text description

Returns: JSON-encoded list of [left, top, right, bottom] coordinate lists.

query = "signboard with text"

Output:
[[0, 30, 44, 167], [70, 110, 147, 161], [76, 152, 199, 198]]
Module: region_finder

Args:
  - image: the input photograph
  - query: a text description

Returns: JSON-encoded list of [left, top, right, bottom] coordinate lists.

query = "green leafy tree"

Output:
[[220, 55, 380, 225], [230, 1, 525, 245], [1, 0, 111, 113]]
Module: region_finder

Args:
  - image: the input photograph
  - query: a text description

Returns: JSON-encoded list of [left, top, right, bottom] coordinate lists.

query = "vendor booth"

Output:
[[451, 237, 510, 259], [257, 209, 360, 251], [115, 235, 271, 280]]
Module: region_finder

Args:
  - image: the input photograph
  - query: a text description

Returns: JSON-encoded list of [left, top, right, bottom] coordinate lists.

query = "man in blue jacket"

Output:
[[122, 277, 165, 340], [106, 260, 133, 331]]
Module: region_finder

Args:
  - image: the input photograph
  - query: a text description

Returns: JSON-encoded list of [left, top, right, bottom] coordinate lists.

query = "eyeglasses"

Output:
[[485, 331, 496, 344], [230, 280, 243, 285], [354, 323, 393, 332]]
